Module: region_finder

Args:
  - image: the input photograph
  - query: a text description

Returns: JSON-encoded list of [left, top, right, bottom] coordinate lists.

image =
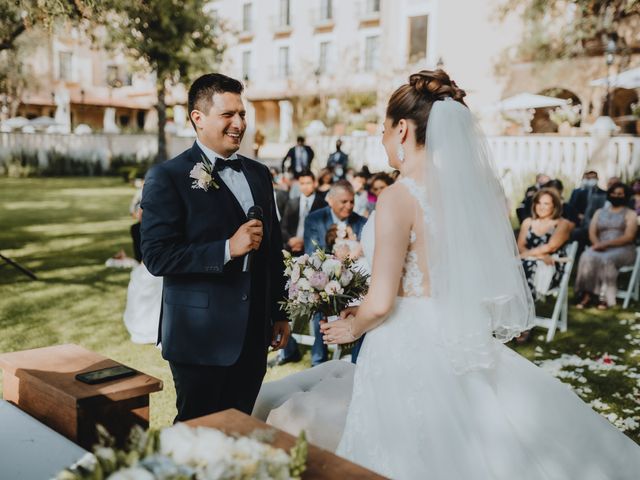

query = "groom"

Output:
[[141, 73, 289, 422]]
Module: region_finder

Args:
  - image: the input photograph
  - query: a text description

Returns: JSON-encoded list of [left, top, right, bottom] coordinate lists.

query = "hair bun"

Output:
[[409, 69, 467, 104]]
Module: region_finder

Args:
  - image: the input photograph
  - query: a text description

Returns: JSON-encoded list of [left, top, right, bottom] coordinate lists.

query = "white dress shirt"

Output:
[[196, 139, 254, 265], [296, 193, 316, 238]]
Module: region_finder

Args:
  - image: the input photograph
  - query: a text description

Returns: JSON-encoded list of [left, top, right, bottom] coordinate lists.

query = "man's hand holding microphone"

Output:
[[228, 206, 290, 350]]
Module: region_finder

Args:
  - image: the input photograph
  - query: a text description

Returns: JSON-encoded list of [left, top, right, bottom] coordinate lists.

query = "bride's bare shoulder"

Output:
[[375, 183, 414, 219]]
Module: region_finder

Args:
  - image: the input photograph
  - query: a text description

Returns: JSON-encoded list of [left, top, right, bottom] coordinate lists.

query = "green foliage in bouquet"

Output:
[[280, 247, 370, 333]]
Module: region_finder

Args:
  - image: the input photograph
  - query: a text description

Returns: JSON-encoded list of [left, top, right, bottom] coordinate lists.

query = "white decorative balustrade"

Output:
[[309, 134, 640, 196], [0, 132, 194, 169]]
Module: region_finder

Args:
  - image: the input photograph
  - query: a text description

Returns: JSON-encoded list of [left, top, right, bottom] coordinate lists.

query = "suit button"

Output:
[[241, 294, 248, 301]]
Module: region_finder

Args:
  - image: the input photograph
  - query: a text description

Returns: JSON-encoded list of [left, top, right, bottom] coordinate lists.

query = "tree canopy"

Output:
[[498, 0, 640, 62]]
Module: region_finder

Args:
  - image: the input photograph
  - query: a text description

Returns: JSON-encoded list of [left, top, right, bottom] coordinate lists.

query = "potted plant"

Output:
[[549, 103, 581, 135]]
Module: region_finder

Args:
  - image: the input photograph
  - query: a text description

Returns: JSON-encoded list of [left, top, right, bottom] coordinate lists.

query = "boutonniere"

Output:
[[189, 154, 220, 191]]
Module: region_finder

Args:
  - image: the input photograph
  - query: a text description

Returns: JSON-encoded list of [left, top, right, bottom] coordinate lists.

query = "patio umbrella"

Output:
[[30, 116, 59, 129], [490, 93, 569, 111], [2, 116, 30, 129], [590, 67, 640, 89]]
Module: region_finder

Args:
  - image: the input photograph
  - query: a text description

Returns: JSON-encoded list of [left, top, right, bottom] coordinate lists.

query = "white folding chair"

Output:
[[616, 246, 640, 309], [533, 241, 579, 342]]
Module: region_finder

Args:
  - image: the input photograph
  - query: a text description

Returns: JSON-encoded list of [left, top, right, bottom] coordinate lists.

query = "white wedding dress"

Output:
[[336, 177, 640, 479]]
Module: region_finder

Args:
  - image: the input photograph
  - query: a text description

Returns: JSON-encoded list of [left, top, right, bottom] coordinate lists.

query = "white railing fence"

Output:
[[0, 132, 194, 170], [309, 134, 640, 197]]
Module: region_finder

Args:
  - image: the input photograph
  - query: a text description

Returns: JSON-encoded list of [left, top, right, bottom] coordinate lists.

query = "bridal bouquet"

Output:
[[57, 423, 308, 480], [280, 248, 370, 333]]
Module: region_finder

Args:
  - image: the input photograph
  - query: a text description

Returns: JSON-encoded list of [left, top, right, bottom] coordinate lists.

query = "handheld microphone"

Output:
[[244, 205, 264, 272]]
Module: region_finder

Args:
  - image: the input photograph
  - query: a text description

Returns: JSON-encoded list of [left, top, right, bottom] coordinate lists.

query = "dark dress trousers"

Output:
[[141, 142, 286, 421]]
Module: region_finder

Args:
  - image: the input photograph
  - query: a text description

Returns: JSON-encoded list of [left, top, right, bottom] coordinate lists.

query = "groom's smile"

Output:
[[192, 91, 247, 158]]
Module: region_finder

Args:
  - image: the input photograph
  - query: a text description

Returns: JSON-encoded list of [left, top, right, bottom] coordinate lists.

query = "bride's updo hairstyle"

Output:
[[386, 69, 467, 146]]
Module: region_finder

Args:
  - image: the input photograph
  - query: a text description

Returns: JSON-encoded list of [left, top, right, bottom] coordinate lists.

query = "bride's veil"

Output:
[[423, 99, 535, 374]]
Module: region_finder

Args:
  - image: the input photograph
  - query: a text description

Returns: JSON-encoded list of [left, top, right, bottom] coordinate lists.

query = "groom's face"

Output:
[[194, 92, 247, 157]]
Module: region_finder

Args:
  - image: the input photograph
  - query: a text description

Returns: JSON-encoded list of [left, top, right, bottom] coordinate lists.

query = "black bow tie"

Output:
[[214, 158, 242, 172]]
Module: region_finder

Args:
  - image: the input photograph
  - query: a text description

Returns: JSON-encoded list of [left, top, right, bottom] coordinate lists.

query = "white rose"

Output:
[[297, 278, 312, 291], [310, 253, 323, 269], [321, 259, 342, 278], [296, 253, 309, 265], [303, 267, 315, 279], [324, 280, 343, 295], [339, 269, 354, 287], [291, 263, 301, 283], [160, 424, 197, 464]]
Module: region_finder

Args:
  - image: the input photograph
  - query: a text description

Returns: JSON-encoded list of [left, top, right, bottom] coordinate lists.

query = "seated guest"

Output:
[[516, 173, 550, 224], [317, 167, 334, 194], [541, 179, 579, 228], [633, 179, 640, 216], [569, 170, 604, 223], [575, 182, 638, 309], [367, 172, 394, 213], [517, 188, 572, 301], [350, 170, 371, 217], [280, 171, 326, 255], [304, 180, 367, 254], [574, 176, 627, 246]]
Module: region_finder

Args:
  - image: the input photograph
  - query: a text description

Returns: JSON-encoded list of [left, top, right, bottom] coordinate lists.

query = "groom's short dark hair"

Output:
[[188, 73, 244, 129]]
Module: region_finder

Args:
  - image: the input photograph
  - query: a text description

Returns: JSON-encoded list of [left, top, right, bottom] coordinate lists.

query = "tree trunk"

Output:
[[155, 79, 168, 163]]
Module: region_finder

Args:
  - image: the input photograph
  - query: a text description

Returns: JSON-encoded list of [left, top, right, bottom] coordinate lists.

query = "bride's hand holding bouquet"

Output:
[[321, 305, 362, 345]]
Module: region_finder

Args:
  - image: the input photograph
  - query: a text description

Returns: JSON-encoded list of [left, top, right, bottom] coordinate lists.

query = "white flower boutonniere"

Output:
[[189, 154, 220, 191]]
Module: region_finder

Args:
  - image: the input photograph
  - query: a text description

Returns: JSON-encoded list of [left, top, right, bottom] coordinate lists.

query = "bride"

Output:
[[320, 69, 640, 479]]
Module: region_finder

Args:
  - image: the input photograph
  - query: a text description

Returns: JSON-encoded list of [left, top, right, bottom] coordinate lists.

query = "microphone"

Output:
[[244, 205, 264, 272]]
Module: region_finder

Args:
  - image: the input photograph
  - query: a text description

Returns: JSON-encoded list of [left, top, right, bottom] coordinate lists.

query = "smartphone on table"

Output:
[[75, 365, 137, 385]]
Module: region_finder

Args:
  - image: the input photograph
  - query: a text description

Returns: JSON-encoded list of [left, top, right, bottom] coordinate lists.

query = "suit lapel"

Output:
[[189, 142, 246, 221]]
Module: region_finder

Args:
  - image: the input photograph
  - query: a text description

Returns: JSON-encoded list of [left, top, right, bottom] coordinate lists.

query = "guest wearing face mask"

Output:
[[574, 182, 638, 309], [569, 171, 605, 223]]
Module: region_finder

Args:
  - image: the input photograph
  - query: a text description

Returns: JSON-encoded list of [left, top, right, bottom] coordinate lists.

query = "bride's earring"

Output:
[[397, 144, 405, 163]]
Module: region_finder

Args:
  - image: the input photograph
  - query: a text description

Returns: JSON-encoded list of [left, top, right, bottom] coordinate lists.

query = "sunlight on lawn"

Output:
[[0, 177, 638, 440]]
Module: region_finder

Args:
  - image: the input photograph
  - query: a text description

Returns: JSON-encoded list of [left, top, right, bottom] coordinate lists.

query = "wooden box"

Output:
[[0, 343, 162, 450]]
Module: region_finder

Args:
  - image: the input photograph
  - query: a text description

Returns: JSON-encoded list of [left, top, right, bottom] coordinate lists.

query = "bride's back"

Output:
[[362, 177, 431, 299]]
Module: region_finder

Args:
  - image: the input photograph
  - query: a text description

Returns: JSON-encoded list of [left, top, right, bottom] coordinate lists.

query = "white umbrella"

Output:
[[590, 67, 640, 89], [30, 116, 59, 129], [2, 116, 30, 129], [490, 93, 569, 111]]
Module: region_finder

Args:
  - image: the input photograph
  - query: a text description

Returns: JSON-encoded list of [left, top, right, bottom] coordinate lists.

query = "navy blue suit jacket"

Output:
[[303, 206, 367, 254], [141, 143, 286, 366]]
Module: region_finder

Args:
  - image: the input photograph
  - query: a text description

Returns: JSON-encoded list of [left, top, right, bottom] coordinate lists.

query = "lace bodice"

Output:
[[360, 177, 430, 297]]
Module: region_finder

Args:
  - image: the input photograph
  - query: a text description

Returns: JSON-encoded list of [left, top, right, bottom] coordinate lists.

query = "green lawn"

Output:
[[0, 177, 638, 443]]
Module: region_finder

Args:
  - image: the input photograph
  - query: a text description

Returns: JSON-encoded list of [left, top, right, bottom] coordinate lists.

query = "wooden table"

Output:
[[187, 409, 387, 479], [0, 343, 163, 450]]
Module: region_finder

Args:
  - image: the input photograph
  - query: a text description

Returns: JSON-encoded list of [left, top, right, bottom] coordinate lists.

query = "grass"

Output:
[[0, 177, 638, 444]]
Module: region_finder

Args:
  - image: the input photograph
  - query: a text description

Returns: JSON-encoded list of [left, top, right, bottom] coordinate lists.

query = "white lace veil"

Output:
[[424, 99, 535, 374]]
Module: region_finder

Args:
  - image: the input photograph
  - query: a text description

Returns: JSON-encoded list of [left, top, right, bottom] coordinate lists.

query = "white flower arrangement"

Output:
[[549, 103, 581, 127], [57, 423, 307, 480]]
